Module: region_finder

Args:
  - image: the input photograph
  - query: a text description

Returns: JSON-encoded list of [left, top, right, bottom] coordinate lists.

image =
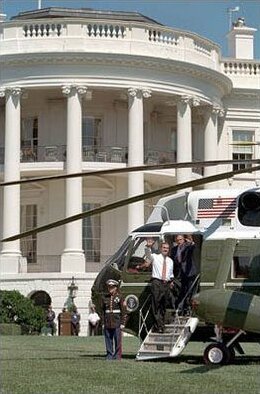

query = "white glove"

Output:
[[120, 324, 125, 329]]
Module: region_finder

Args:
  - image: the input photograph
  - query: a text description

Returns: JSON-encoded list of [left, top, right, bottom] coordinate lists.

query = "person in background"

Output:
[[88, 305, 100, 336], [144, 237, 158, 254], [58, 307, 67, 336], [46, 305, 56, 336], [71, 306, 81, 336], [101, 279, 127, 360]]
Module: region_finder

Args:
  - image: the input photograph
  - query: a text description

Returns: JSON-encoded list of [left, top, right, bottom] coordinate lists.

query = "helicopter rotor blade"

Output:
[[229, 142, 260, 146], [1, 159, 259, 187], [2, 164, 260, 242]]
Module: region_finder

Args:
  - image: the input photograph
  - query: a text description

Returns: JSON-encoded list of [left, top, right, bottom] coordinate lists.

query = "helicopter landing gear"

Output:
[[203, 343, 235, 365], [203, 343, 230, 365], [203, 329, 245, 366]]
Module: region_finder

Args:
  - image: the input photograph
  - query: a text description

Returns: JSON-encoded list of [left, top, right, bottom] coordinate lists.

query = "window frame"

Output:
[[82, 202, 101, 263], [20, 204, 37, 264], [231, 129, 254, 171]]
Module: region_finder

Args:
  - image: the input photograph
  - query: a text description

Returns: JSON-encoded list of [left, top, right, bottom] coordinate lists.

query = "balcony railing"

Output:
[[145, 150, 176, 165], [221, 59, 260, 76], [20, 145, 128, 163], [0, 145, 178, 166], [20, 145, 66, 162], [0, 18, 221, 70], [82, 146, 128, 163], [221, 59, 260, 88]]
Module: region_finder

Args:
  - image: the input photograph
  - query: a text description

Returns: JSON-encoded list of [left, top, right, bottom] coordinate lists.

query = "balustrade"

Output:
[[222, 60, 260, 76], [0, 145, 182, 166], [20, 145, 66, 162], [86, 23, 126, 38], [148, 29, 179, 46], [82, 146, 127, 163], [23, 23, 62, 37], [0, 18, 220, 69], [1, 145, 128, 164], [145, 149, 176, 165]]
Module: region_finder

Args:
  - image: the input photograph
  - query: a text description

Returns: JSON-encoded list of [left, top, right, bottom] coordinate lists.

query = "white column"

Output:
[[61, 85, 87, 273], [127, 88, 151, 232], [0, 87, 22, 274], [203, 106, 223, 188], [176, 96, 193, 183]]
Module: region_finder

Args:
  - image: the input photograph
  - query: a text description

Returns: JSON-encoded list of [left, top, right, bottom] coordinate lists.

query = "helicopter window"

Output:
[[106, 236, 132, 271], [233, 254, 260, 281], [127, 236, 160, 273], [232, 256, 250, 279], [238, 191, 260, 227]]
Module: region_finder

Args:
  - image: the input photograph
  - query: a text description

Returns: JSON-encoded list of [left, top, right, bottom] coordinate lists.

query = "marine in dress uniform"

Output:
[[101, 279, 127, 360]]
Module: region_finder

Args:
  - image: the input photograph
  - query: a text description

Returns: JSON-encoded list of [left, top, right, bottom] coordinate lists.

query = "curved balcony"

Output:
[[0, 145, 205, 178], [0, 17, 221, 71], [0, 145, 177, 166]]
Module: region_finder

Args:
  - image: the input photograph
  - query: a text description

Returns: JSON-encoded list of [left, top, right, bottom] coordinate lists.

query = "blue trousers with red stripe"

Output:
[[104, 327, 122, 360]]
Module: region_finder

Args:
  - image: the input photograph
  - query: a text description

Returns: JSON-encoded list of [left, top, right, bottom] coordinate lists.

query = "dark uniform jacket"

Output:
[[101, 292, 127, 329], [71, 312, 80, 326]]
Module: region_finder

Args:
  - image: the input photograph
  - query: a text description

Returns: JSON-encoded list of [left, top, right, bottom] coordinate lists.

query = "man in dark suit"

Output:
[[171, 235, 197, 314]]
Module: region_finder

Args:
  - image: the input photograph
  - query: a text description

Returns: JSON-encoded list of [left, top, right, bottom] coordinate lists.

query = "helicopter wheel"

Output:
[[203, 343, 230, 366]]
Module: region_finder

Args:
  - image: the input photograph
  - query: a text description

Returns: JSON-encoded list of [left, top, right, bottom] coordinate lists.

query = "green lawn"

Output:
[[1, 335, 259, 394]]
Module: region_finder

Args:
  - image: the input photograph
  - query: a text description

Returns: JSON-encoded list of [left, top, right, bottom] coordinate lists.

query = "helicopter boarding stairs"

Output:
[[136, 277, 199, 361]]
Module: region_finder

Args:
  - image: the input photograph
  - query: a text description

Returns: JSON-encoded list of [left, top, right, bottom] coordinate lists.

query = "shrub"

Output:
[[0, 290, 45, 334]]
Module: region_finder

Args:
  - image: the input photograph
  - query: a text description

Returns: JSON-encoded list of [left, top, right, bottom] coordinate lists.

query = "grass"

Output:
[[1, 335, 260, 394]]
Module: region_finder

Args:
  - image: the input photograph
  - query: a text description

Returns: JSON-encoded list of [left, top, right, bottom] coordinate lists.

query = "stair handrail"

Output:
[[176, 273, 200, 315], [138, 293, 152, 340], [170, 314, 190, 349]]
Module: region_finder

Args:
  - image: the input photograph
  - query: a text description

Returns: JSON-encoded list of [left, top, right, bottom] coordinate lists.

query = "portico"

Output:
[[0, 80, 227, 275]]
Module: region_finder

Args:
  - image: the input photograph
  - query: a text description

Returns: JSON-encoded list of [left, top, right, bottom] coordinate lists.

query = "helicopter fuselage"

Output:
[[92, 188, 260, 339]]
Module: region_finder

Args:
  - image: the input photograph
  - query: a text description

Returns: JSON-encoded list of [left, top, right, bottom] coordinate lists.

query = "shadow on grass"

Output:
[[131, 353, 260, 372], [5, 353, 259, 367], [80, 353, 137, 360]]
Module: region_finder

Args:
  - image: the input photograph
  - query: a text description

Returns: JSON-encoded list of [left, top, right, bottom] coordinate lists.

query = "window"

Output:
[[232, 256, 250, 279], [21, 117, 38, 161], [82, 203, 101, 262], [21, 205, 37, 264], [105, 236, 132, 271], [232, 130, 254, 171], [82, 117, 102, 148], [127, 236, 160, 273], [232, 254, 260, 280], [238, 191, 260, 227]]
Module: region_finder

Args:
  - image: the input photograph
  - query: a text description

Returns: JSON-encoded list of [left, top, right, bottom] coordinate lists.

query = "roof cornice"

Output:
[[0, 52, 232, 95]]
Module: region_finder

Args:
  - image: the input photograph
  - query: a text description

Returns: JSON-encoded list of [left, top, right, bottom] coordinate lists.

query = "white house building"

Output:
[[0, 8, 259, 335]]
